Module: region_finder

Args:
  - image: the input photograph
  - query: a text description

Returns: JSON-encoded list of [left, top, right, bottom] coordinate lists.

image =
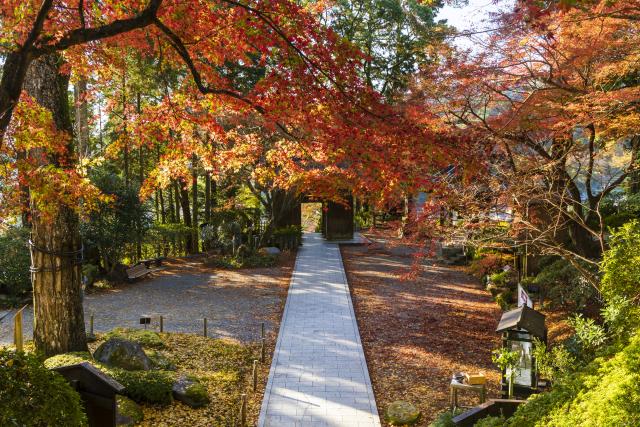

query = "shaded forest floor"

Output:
[[342, 237, 502, 425]]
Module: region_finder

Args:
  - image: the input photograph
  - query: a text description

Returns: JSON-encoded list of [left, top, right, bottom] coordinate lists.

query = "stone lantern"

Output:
[[496, 305, 547, 398]]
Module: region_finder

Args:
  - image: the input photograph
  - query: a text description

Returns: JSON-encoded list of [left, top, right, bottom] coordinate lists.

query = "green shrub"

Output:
[[566, 314, 607, 361], [492, 347, 521, 398], [495, 290, 513, 311], [0, 226, 31, 300], [271, 225, 302, 250], [532, 338, 576, 382], [488, 270, 511, 287], [82, 263, 100, 287], [601, 296, 640, 345], [508, 331, 640, 426], [81, 166, 151, 275], [428, 409, 463, 427], [601, 220, 640, 303], [475, 415, 506, 427], [111, 368, 174, 405], [44, 352, 93, 369], [105, 328, 164, 348], [204, 253, 276, 269], [531, 258, 596, 310], [0, 349, 87, 426]]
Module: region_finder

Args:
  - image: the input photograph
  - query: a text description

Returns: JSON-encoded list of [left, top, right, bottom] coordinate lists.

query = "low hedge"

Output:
[[0, 349, 87, 426]]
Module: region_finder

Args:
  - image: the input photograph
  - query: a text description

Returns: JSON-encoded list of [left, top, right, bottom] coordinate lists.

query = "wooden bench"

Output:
[[139, 257, 164, 268], [126, 263, 156, 281]]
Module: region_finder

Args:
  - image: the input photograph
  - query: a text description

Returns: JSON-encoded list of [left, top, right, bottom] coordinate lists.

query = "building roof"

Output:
[[53, 362, 125, 395], [496, 305, 546, 339]]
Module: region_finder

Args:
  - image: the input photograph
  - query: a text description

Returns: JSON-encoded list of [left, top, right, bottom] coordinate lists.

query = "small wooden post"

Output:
[[252, 360, 258, 391], [260, 322, 266, 362], [13, 307, 25, 352], [160, 315, 164, 333], [89, 314, 94, 336], [240, 393, 247, 426], [203, 318, 207, 337]]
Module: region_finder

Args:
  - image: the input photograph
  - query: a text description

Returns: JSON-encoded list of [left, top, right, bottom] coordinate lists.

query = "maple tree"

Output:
[[0, 1, 453, 354], [415, 0, 640, 288]]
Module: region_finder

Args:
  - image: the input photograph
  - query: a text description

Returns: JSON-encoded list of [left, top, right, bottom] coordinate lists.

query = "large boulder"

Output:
[[172, 375, 210, 408], [94, 338, 152, 371]]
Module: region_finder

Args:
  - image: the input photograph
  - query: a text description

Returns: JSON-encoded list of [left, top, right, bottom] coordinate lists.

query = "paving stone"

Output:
[[259, 233, 380, 427]]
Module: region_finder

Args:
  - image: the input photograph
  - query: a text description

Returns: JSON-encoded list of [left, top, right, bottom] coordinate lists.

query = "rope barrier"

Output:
[[28, 240, 84, 273]]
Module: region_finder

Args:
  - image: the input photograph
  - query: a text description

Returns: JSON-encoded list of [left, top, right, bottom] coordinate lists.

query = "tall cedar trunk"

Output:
[[173, 181, 181, 222], [159, 188, 166, 223], [154, 190, 160, 222], [179, 180, 194, 253], [122, 70, 130, 188], [24, 54, 88, 356], [136, 92, 143, 259], [73, 78, 89, 158], [205, 172, 211, 223], [168, 184, 176, 223], [191, 154, 199, 252]]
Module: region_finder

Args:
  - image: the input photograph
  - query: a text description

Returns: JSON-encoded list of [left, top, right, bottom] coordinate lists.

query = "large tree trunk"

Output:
[[179, 180, 195, 253], [122, 70, 130, 188], [173, 180, 181, 223], [73, 78, 89, 158], [191, 154, 199, 252], [205, 172, 211, 223], [24, 54, 88, 357]]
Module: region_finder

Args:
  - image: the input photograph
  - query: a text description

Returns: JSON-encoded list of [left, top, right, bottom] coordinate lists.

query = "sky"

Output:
[[436, 0, 514, 49]]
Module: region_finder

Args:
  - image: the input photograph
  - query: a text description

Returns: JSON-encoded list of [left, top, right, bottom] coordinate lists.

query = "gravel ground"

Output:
[[0, 255, 294, 345]]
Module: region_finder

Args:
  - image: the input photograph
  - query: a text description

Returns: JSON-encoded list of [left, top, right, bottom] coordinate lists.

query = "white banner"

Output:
[[518, 284, 533, 308]]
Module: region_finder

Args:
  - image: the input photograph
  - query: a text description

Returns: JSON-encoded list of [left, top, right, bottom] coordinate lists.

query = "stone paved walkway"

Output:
[[259, 233, 380, 427]]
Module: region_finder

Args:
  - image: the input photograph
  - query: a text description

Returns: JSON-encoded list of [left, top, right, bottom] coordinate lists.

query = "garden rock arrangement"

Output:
[[42, 328, 261, 425], [94, 338, 152, 371]]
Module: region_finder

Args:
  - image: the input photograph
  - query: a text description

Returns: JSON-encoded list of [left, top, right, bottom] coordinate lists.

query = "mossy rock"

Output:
[[385, 401, 421, 426], [94, 338, 152, 371], [172, 375, 210, 408], [116, 395, 143, 426], [105, 328, 164, 348], [144, 349, 176, 371]]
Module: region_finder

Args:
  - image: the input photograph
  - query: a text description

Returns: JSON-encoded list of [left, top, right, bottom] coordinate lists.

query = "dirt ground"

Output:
[[341, 240, 503, 425]]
